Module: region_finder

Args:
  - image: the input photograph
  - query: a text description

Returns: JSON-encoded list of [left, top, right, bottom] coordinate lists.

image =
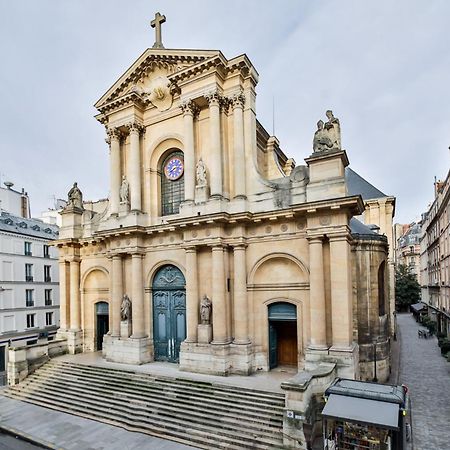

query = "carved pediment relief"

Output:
[[95, 49, 219, 113]]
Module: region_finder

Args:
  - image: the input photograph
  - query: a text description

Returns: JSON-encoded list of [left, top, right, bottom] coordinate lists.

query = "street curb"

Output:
[[0, 424, 65, 450]]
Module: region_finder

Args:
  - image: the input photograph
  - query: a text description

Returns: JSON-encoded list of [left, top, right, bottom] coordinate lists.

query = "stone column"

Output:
[[69, 259, 81, 330], [329, 233, 353, 348], [131, 253, 146, 338], [128, 123, 144, 212], [58, 260, 69, 331], [180, 100, 198, 203], [231, 92, 246, 199], [108, 128, 122, 216], [233, 244, 249, 344], [111, 254, 123, 337], [211, 245, 228, 343], [185, 246, 199, 342], [307, 236, 327, 349], [205, 91, 222, 198]]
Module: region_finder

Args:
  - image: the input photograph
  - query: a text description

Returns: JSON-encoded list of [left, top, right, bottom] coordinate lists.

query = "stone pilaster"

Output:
[[307, 235, 327, 349], [205, 90, 223, 199], [69, 259, 81, 331], [180, 100, 199, 203], [185, 246, 199, 342], [329, 232, 353, 349], [58, 260, 69, 331], [131, 253, 146, 338], [233, 243, 249, 344], [211, 245, 228, 344], [110, 254, 123, 337], [127, 122, 144, 212], [107, 127, 122, 216], [231, 92, 246, 199]]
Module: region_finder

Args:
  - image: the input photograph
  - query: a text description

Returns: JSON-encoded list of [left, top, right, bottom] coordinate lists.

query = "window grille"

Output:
[[161, 151, 184, 216]]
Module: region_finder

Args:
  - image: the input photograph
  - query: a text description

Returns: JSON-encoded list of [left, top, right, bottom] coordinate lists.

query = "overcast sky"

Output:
[[0, 0, 449, 224]]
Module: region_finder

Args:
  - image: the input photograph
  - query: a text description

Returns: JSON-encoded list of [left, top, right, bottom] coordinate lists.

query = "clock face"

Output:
[[164, 156, 184, 180]]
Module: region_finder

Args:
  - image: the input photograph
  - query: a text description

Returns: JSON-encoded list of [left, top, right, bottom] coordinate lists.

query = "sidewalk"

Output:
[[397, 313, 450, 450], [0, 394, 197, 450]]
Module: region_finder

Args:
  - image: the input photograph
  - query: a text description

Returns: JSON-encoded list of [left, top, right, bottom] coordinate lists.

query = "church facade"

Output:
[[56, 18, 393, 382]]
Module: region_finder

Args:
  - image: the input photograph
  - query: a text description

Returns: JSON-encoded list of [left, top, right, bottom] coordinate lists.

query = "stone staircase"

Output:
[[2, 360, 286, 449]]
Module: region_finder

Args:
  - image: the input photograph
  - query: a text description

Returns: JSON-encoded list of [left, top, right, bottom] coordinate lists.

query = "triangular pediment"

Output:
[[94, 48, 221, 110]]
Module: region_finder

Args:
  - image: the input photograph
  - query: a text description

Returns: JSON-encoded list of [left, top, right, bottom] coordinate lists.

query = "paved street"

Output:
[[398, 313, 450, 450], [0, 395, 197, 450], [0, 432, 44, 450]]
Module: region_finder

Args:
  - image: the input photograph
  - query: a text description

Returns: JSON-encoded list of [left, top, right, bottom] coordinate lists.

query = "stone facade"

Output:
[[54, 24, 392, 386], [420, 171, 450, 338]]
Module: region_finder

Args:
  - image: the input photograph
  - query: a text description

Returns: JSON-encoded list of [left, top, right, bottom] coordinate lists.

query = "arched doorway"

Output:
[[152, 265, 186, 363], [95, 302, 109, 351], [268, 302, 298, 369]]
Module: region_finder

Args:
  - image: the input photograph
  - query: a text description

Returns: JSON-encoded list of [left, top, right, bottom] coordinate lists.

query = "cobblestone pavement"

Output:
[[397, 313, 450, 450]]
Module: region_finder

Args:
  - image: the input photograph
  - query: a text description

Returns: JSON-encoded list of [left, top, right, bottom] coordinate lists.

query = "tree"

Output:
[[395, 264, 421, 311]]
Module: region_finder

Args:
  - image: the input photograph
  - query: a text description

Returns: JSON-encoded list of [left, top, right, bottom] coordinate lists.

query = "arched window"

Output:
[[378, 261, 386, 316], [160, 150, 184, 216]]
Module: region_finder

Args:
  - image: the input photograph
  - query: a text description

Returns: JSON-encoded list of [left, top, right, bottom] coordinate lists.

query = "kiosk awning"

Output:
[[322, 394, 400, 430]]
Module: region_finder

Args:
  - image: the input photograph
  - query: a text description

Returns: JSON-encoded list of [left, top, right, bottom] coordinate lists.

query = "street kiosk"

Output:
[[321, 378, 408, 450]]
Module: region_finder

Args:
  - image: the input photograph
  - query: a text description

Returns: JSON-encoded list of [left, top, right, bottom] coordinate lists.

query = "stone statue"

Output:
[[196, 158, 207, 187], [313, 120, 334, 152], [313, 110, 341, 152], [324, 110, 341, 149], [66, 182, 83, 209], [119, 176, 129, 204], [200, 294, 212, 325], [120, 294, 132, 321]]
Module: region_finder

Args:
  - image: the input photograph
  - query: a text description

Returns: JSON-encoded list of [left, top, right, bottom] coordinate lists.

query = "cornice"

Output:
[[95, 49, 219, 109]]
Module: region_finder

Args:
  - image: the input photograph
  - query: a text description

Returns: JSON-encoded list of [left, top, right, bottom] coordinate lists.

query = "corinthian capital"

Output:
[[205, 89, 222, 107], [126, 121, 145, 135], [180, 99, 200, 117], [231, 91, 246, 109], [106, 127, 122, 142]]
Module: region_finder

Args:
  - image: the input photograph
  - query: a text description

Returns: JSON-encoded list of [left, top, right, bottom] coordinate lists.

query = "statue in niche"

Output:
[[120, 294, 132, 321], [200, 294, 212, 325], [119, 176, 129, 204], [196, 158, 207, 187], [313, 110, 341, 152], [66, 182, 83, 209]]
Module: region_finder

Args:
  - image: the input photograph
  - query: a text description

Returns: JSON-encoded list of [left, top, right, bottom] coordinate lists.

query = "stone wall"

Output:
[[7, 339, 67, 385]]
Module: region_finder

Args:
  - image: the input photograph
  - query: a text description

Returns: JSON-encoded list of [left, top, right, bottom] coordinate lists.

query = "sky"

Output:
[[0, 0, 449, 224]]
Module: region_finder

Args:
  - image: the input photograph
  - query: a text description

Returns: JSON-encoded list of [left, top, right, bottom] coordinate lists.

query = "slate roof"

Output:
[[345, 167, 387, 200], [350, 217, 387, 242], [0, 211, 59, 240]]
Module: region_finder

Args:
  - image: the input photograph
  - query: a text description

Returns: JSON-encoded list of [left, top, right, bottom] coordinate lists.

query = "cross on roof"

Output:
[[151, 12, 166, 49]]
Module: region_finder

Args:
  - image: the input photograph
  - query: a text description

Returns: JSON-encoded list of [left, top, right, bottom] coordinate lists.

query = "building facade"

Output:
[[56, 24, 393, 384], [395, 222, 421, 284], [0, 185, 60, 385], [420, 172, 450, 338]]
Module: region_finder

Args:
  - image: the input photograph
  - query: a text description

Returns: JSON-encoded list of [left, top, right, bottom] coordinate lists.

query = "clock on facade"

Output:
[[164, 156, 184, 180]]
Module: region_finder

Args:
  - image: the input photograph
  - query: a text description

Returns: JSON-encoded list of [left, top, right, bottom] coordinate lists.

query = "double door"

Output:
[[153, 289, 186, 363]]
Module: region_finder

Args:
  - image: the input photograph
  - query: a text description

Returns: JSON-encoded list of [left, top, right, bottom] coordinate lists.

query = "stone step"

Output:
[[24, 371, 282, 431], [4, 388, 284, 449], [2, 390, 245, 450], [17, 374, 282, 438], [40, 364, 284, 413], [48, 360, 285, 404]]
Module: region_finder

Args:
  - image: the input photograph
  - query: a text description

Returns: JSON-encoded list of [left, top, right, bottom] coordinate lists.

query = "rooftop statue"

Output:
[[66, 182, 83, 209], [313, 110, 341, 152]]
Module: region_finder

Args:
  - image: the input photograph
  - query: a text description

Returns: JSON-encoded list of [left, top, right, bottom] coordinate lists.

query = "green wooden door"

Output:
[[152, 265, 186, 363]]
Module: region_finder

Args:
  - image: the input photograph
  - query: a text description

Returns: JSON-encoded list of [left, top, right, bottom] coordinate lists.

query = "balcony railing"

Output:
[[25, 276, 33, 282], [44, 276, 52, 283]]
